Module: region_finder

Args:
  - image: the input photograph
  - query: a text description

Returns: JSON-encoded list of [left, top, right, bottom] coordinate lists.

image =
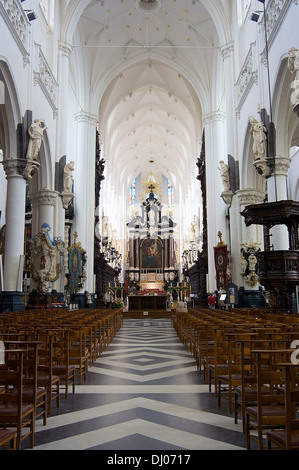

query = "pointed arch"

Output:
[[0, 59, 22, 159], [60, 0, 91, 44], [272, 54, 297, 156], [201, 0, 232, 46]]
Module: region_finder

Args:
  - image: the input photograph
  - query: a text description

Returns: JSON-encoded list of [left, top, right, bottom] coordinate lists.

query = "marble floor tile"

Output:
[[24, 318, 248, 451]]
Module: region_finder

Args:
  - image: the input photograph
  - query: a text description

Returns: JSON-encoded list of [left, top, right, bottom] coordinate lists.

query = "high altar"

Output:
[[126, 188, 178, 310]]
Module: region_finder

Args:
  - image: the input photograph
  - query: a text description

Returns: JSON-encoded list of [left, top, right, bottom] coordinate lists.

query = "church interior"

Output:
[[0, 0, 299, 452]]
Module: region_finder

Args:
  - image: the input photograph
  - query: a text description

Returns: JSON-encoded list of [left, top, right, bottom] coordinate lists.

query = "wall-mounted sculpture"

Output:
[[218, 160, 233, 207], [25, 118, 47, 179], [249, 117, 270, 177], [240, 239, 261, 287], [288, 46, 299, 116], [30, 223, 65, 293], [61, 161, 75, 209]]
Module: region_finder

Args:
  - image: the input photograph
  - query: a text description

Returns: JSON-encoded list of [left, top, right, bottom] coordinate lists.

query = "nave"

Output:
[[28, 317, 246, 451]]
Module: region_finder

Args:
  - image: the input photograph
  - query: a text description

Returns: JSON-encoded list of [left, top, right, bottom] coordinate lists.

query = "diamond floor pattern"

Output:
[[27, 318, 247, 451]]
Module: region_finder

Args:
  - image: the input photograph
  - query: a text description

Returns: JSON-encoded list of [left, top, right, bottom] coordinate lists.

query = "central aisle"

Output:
[[32, 318, 246, 450]]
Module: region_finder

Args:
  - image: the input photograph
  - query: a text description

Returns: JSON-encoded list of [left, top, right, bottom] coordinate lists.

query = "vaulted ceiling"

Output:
[[71, 0, 229, 196]]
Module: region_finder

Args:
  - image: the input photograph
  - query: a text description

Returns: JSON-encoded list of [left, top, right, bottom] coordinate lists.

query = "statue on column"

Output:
[[288, 46, 299, 114], [218, 160, 233, 207], [249, 118, 267, 161], [25, 119, 47, 179], [26, 119, 47, 161], [218, 160, 230, 191], [63, 161, 74, 193], [61, 161, 75, 209], [249, 117, 269, 177]]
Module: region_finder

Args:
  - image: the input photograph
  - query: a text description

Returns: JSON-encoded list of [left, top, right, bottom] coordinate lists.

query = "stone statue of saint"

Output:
[[63, 161, 75, 193], [218, 160, 230, 192], [26, 119, 47, 161], [248, 253, 257, 271], [288, 47, 298, 74], [61, 161, 75, 209], [249, 118, 267, 162], [149, 208, 155, 225], [288, 47, 299, 102], [240, 252, 248, 275]]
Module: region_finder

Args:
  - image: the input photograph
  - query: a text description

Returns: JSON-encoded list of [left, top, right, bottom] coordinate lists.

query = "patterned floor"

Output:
[[29, 317, 247, 451]]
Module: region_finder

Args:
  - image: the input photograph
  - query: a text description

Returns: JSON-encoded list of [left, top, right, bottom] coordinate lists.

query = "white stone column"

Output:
[[267, 156, 291, 202], [28, 189, 62, 292], [74, 111, 98, 293], [2, 159, 27, 292], [203, 111, 228, 292], [267, 156, 291, 250], [29, 189, 59, 236]]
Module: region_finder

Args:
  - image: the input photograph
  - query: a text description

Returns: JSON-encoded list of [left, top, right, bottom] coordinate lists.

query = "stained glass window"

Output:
[[167, 180, 174, 214], [129, 179, 136, 209]]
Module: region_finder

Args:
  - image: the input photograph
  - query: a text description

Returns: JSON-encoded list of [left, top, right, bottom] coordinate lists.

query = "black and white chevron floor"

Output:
[[30, 318, 247, 451]]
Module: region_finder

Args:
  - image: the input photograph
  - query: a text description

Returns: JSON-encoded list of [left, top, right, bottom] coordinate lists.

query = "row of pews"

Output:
[[173, 307, 299, 450], [0, 307, 123, 449]]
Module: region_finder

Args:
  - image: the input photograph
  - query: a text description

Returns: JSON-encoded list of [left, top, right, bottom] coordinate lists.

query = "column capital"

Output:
[[74, 111, 98, 126], [272, 155, 291, 177], [29, 189, 59, 206], [236, 188, 266, 206], [202, 111, 225, 125], [2, 158, 40, 181]]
